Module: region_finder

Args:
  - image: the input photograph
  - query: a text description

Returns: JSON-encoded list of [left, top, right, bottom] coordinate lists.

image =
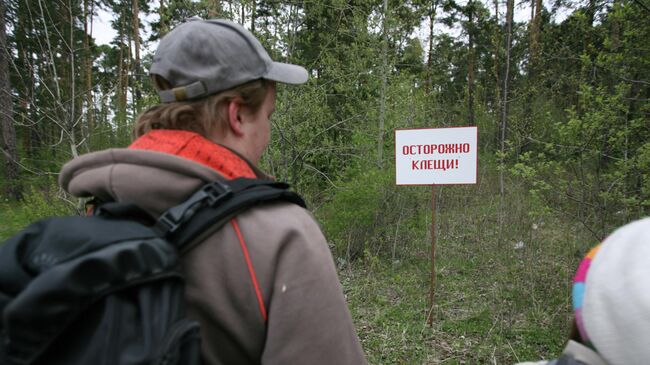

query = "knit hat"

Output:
[[150, 18, 308, 103], [571, 217, 650, 365]]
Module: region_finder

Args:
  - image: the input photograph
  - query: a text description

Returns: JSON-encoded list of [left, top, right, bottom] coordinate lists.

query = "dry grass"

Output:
[[341, 175, 593, 364]]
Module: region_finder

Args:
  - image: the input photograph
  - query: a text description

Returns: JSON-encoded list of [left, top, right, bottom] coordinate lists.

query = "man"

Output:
[[59, 18, 367, 365]]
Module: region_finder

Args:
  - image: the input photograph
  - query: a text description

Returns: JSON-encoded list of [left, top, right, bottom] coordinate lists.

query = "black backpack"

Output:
[[0, 178, 305, 365]]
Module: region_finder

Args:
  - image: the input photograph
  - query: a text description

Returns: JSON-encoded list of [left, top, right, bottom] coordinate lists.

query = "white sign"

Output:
[[395, 126, 478, 185]]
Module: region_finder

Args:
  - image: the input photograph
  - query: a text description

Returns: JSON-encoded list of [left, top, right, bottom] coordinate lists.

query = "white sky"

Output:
[[92, 9, 114, 46], [93, 1, 572, 49], [92, 8, 158, 51]]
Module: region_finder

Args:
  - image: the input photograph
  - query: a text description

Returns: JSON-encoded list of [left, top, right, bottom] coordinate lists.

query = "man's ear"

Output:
[[227, 99, 245, 137]]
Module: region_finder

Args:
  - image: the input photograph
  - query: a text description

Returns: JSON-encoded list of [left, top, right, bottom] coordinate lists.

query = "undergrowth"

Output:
[[338, 169, 592, 364], [0, 184, 77, 241]]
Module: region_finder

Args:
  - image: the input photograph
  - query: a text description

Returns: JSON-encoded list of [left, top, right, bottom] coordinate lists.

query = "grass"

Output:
[[0, 185, 77, 242], [340, 179, 592, 364], [0, 201, 26, 242]]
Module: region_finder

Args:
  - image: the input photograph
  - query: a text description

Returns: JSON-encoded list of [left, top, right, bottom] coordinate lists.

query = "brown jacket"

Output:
[[59, 144, 367, 364]]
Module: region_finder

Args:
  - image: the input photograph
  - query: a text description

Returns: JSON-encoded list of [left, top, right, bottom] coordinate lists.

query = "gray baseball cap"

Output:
[[150, 18, 309, 103]]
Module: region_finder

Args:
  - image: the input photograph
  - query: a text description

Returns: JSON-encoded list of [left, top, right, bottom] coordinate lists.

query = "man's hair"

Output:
[[134, 76, 272, 138]]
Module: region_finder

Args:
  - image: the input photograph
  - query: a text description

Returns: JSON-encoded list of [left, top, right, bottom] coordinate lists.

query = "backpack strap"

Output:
[[155, 178, 305, 253], [93, 202, 155, 225]]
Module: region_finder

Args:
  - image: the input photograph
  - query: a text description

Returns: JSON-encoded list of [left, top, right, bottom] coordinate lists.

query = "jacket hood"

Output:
[[59, 148, 224, 217]]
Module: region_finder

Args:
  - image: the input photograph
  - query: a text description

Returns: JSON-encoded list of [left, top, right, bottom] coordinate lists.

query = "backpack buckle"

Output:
[[156, 213, 182, 235], [202, 180, 233, 206], [155, 181, 233, 236]]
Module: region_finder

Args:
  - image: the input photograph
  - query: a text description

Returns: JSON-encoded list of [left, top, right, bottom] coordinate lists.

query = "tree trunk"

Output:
[[69, 0, 80, 157], [132, 0, 142, 112], [159, 0, 168, 36], [529, 0, 542, 75], [286, 3, 296, 60], [15, 0, 33, 158], [500, 0, 514, 196], [117, 15, 129, 142], [240, 1, 245, 24], [207, 0, 221, 18], [492, 0, 501, 147], [425, 1, 437, 94], [583, 0, 596, 80], [611, 0, 620, 53], [251, 0, 256, 33], [0, 0, 21, 199], [83, 0, 94, 144], [530, 0, 535, 24], [377, 0, 388, 167], [467, 0, 475, 125]]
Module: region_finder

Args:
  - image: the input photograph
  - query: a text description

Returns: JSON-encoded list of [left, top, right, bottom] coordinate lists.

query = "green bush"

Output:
[[317, 165, 427, 262], [0, 184, 77, 241]]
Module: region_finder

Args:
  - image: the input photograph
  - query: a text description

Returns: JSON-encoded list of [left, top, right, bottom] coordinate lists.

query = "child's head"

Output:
[[571, 217, 650, 364]]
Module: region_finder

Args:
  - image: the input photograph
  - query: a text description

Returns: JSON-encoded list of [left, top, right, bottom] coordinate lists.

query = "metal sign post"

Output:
[[428, 185, 436, 326]]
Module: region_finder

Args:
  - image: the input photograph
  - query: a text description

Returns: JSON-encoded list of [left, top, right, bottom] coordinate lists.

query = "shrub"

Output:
[[1, 184, 77, 241], [317, 165, 426, 262]]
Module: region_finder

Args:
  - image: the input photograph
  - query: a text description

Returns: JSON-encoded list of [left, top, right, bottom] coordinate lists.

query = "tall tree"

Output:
[[207, 0, 221, 17], [0, 0, 19, 198], [529, 0, 542, 72], [378, 0, 388, 167], [132, 0, 142, 113], [466, 0, 475, 125], [83, 0, 95, 142], [500, 0, 514, 196], [159, 0, 168, 35], [491, 0, 502, 145], [425, 0, 439, 94]]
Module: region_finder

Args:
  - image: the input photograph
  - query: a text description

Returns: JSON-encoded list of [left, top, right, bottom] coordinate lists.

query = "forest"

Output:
[[0, 0, 649, 363]]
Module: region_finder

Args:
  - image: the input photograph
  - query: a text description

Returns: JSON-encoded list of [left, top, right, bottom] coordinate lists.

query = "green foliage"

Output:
[[510, 82, 649, 238], [0, 184, 77, 242], [343, 173, 583, 364], [318, 167, 393, 260], [317, 165, 426, 261]]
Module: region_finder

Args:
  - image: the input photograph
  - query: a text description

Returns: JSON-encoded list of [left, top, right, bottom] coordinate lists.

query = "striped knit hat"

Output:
[[571, 217, 650, 365]]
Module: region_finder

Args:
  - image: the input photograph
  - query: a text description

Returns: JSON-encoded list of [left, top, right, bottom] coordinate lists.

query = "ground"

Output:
[[340, 184, 587, 364]]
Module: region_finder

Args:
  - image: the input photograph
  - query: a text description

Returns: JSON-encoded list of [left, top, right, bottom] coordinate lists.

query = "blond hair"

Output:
[[134, 77, 272, 138]]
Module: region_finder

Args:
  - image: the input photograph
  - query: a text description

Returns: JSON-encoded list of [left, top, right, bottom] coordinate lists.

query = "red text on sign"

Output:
[[402, 143, 470, 155], [411, 159, 459, 171]]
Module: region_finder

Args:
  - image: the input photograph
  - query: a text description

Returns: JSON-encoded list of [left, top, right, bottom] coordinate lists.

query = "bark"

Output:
[[377, 0, 388, 167], [251, 0, 256, 33], [530, 0, 535, 21], [425, 1, 437, 94], [67, 0, 80, 157], [159, 0, 168, 36], [117, 15, 129, 141], [0, 0, 20, 199], [132, 0, 142, 110], [583, 0, 596, 57], [467, 0, 475, 125], [529, 0, 542, 75], [611, 0, 620, 53], [500, 0, 514, 196], [492, 0, 501, 146], [15, 0, 32, 158], [84, 0, 94, 138], [207, 0, 221, 18]]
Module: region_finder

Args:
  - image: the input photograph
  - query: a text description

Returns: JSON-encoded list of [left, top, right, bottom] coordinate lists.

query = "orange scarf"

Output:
[[129, 130, 256, 179]]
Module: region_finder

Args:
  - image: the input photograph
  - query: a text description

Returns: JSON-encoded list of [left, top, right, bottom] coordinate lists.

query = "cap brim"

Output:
[[265, 62, 309, 85]]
